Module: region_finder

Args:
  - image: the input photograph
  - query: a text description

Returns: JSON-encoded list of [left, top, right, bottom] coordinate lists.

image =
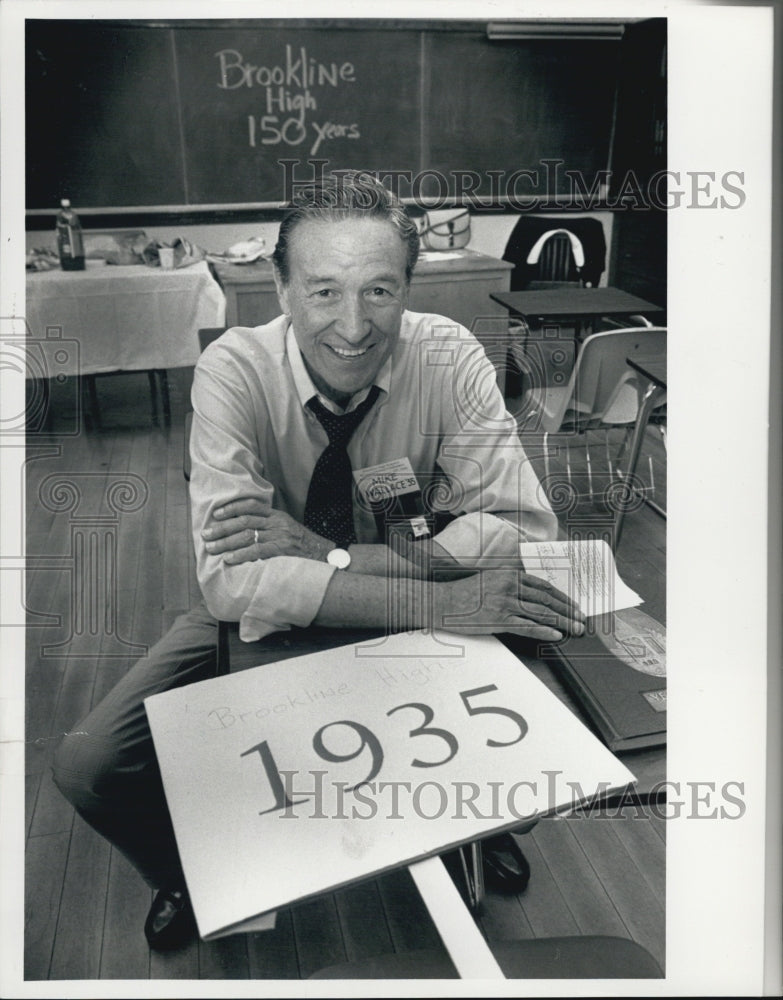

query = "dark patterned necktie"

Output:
[[303, 385, 381, 546]]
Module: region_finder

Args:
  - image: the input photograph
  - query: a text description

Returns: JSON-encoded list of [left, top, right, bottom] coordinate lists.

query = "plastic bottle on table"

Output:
[[56, 199, 85, 271]]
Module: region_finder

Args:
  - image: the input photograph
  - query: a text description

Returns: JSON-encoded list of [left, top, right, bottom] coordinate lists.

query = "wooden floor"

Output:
[[24, 368, 666, 981]]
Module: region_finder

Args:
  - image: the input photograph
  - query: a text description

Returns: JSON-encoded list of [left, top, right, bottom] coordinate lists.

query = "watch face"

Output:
[[327, 548, 351, 569]]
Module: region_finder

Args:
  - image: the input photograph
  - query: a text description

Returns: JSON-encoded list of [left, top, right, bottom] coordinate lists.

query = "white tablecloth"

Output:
[[25, 261, 226, 375]]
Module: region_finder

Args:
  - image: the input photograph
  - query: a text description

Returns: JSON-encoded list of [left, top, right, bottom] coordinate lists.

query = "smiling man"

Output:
[[276, 214, 404, 405], [191, 175, 575, 641], [52, 172, 585, 951]]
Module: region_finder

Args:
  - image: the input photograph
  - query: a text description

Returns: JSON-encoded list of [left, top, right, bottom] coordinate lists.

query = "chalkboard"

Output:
[[26, 20, 620, 210], [26, 22, 187, 208], [426, 34, 618, 199]]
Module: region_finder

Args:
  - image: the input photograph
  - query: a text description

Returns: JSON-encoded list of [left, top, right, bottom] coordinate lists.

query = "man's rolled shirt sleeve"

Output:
[[189, 347, 335, 641]]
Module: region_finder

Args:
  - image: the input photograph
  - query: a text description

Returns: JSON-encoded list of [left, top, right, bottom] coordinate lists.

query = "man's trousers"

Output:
[[52, 603, 219, 890]]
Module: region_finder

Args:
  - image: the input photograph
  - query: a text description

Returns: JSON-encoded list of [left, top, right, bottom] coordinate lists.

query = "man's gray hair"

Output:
[[272, 171, 420, 284]]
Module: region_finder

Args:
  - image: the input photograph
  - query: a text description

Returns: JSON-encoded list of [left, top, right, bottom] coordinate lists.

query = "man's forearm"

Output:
[[346, 537, 475, 581], [313, 569, 439, 631], [200, 499, 495, 581], [313, 564, 583, 640]]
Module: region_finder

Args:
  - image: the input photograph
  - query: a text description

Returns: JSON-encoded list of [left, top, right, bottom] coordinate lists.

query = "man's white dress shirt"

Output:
[[190, 312, 557, 640]]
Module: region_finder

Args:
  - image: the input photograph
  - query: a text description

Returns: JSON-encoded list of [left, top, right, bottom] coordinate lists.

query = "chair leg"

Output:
[[543, 431, 551, 491], [83, 375, 101, 430], [44, 377, 55, 433], [27, 376, 53, 433], [147, 371, 160, 427], [159, 369, 171, 427], [217, 620, 230, 676], [455, 842, 485, 910], [585, 434, 594, 499], [614, 384, 665, 547], [614, 425, 633, 472]]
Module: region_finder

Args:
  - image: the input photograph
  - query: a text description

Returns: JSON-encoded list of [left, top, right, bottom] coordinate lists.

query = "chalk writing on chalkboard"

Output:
[[216, 45, 360, 157]]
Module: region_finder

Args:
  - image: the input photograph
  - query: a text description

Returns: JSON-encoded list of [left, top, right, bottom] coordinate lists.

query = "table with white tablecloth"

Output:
[[25, 261, 226, 427]]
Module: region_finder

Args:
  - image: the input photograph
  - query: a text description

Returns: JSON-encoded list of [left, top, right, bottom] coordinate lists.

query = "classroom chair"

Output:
[[502, 216, 607, 291], [308, 935, 663, 979], [500, 219, 608, 394], [527, 322, 666, 478], [521, 327, 666, 432], [518, 326, 667, 520], [82, 369, 169, 430], [524, 228, 586, 289], [183, 327, 226, 481]]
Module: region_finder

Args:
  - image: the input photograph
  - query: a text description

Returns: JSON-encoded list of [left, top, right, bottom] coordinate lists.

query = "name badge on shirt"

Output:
[[354, 458, 431, 540]]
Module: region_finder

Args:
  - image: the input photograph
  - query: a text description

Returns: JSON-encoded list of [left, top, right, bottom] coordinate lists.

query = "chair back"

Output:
[[526, 229, 585, 288], [198, 327, 226, 352], [504, 217, 606, 291], [569, 326, 666, 427], [309, 936, 663, 979], [529, 326, 666, 432]]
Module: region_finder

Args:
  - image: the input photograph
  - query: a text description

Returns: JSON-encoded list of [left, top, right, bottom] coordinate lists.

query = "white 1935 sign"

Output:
[[146, 631, 634, 940]]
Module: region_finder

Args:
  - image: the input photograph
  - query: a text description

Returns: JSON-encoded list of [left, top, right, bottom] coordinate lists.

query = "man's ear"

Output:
[[272, 267, 291, 317]]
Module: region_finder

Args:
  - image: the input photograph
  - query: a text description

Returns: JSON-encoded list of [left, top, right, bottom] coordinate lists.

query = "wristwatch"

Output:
[[326, 547, 352, 569]]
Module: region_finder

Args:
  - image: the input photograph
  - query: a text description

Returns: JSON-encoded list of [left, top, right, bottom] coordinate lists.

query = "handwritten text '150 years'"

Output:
[[216, 46, 360, 157]]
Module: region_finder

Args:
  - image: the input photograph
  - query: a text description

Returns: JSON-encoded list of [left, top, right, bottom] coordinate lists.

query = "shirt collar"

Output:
[[285, 322, 391, 414]]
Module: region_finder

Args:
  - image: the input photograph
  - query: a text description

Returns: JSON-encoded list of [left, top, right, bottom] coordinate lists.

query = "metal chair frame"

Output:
[[516, 326, 667, 532]]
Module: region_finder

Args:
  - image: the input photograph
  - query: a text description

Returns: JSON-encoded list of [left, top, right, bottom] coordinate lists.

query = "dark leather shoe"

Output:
[[144, 888, 195, 950], [482, 833, 531, 893]]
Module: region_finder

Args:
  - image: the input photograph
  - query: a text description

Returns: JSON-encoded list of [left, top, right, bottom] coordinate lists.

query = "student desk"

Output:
[[489, 286, 664, 394], [210, 250, 515, 392], [490, 286, 664, 329]]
